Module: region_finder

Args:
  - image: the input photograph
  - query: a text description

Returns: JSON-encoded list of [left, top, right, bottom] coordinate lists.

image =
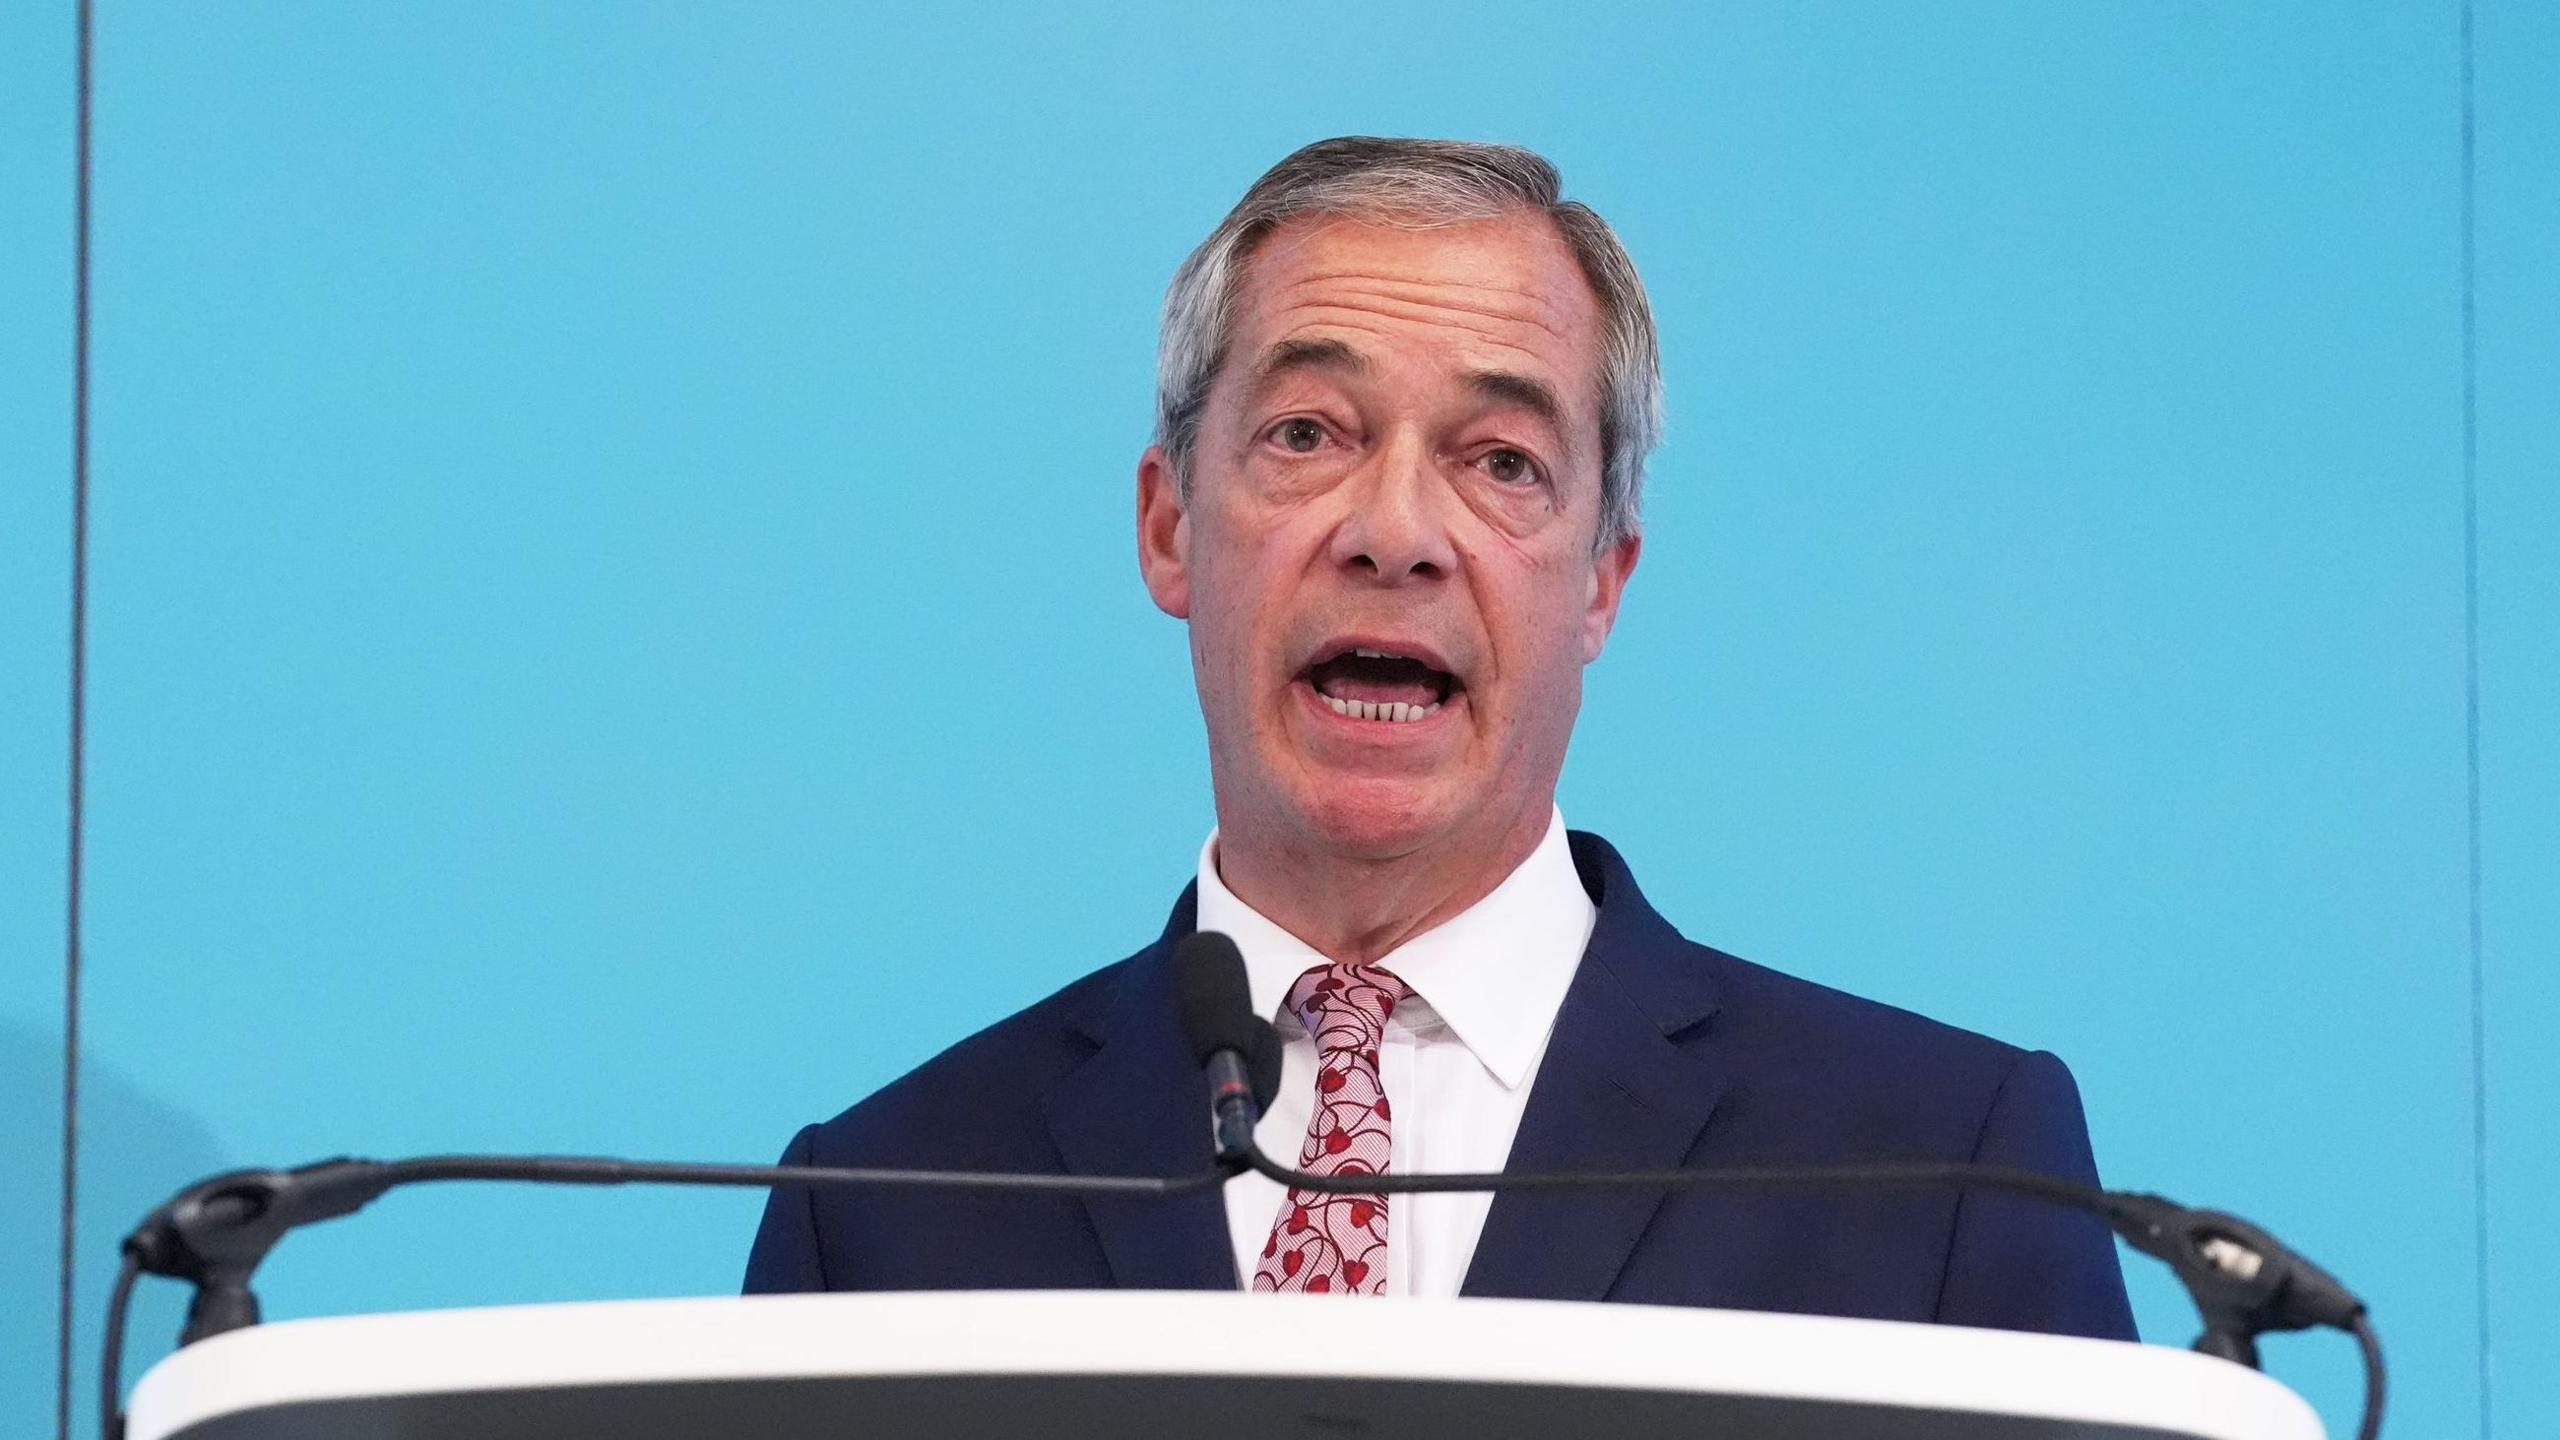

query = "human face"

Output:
[[1137, 211, 1640, 863]]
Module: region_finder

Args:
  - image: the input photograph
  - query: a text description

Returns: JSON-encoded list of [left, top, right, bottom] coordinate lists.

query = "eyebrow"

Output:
[[1466, 368, 1570, 442], [1245, 341, 1574, 447], [1248, 337, 1371, 389]]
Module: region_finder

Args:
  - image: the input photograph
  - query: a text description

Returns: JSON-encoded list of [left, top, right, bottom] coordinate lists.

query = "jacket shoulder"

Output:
[[1691, 942, 2074, 1159], [1574, 830, 2042, 1110], [1695, 943, 2130, 1337], [1712, 946, 2031, 1079]]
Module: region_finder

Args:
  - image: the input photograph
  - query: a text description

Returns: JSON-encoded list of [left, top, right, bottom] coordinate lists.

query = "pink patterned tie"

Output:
[[1252, 962, 1411, 1296]]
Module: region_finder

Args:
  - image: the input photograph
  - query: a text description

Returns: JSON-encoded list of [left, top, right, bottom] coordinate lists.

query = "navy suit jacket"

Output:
[[746, 833, 2137, 1340]]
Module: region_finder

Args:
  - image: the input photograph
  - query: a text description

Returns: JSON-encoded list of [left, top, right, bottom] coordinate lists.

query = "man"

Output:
[[747, 137, 2135, 1338]]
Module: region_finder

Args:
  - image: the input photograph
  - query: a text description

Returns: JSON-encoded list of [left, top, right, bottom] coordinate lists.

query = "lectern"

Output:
[[128, 1290, 2323, 1440]]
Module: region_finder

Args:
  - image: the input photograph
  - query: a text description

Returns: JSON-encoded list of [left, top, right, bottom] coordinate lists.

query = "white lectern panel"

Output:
[[127, 1291, 2323, 1440]]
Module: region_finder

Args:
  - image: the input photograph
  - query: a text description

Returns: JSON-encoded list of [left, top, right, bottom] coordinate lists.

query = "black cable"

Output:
[[370, 1154, 1234, 1196], [1245, 1146, 2114, 1212], [106, 1148, 2383, 1437], [99, 1252, 136, 1440], [2352, 1311, 2388, 1440], [59, 4, 97, 1439]]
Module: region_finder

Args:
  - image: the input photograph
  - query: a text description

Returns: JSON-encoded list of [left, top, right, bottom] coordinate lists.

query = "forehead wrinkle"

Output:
[[1268, 270, 1577, 342], [1287, 290, 1568, 351]]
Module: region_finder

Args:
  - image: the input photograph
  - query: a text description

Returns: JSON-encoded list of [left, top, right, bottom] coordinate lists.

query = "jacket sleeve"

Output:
[[1932, 1049, 2139, 1341], [743, 1123, 830, 1294]]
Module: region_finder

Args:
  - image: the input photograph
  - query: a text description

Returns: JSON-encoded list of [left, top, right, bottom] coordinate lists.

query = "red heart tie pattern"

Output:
[[1252, 962, 1411, 1296]]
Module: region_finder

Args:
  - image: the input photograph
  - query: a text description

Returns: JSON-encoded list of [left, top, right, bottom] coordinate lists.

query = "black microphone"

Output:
[[1171, 930, 1283, 1162]]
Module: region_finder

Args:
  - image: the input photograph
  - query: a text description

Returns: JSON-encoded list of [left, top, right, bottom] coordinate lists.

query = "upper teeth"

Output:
[[1352, 648, 1406, 660]]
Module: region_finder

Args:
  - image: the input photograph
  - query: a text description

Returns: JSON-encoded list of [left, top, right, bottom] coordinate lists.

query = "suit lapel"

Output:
[[1461, 834, 1732, 1302], [1040, 885, 1240, 1291]]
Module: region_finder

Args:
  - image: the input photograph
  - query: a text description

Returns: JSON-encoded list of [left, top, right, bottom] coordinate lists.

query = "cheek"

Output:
[[1184, 519, 1291, 695], [1198, 500, 1325, 622], [1482, 565, 1593, 722]]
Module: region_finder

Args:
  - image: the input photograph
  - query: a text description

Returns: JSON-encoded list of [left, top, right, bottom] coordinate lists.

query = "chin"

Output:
[[1289, 778, 1462, 860]]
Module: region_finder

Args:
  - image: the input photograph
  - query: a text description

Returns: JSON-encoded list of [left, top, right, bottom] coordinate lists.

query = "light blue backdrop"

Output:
[[4, 5, 2550, 1438]]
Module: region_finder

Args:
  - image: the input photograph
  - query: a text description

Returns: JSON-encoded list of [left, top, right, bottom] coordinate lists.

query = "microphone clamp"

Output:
[[123, 1159, 396, 1345]]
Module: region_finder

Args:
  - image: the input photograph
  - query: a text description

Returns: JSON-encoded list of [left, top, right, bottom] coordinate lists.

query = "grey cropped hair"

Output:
[[1153, 136, 1664, 551]]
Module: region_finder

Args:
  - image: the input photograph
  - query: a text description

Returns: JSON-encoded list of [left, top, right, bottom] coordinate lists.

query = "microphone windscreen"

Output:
[[1245, 1010, 1283, 1112], [1172, 930, 1260, 1065]]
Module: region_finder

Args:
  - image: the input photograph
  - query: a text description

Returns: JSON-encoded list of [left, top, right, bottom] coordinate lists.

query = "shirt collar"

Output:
[[1192, 807, 1596, 1091]]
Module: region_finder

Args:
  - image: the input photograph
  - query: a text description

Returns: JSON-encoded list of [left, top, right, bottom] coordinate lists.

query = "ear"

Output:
[[1579, 531, 1641, 663], [1136, 444, 1193, 619]]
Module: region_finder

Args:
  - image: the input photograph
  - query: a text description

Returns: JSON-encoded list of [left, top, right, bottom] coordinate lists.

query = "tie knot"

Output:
[[1285, 963, 1411, 1057]]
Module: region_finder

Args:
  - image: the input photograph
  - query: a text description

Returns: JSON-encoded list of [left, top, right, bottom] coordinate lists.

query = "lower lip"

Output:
[[1293, 678, 1462, 736]]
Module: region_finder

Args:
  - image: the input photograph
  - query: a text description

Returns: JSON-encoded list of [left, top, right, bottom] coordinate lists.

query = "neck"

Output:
[[1212, 799, 1555, 965]]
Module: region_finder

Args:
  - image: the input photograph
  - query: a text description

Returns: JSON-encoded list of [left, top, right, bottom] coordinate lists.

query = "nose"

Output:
[[1327, 437, 1457, 584]]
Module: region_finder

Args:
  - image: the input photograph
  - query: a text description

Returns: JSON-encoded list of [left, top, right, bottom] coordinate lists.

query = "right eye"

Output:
[[1268, 417, 1327, 453]]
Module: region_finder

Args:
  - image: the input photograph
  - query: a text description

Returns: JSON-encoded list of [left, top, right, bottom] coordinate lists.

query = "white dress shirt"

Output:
[[1197, 808, 1597, 1297]]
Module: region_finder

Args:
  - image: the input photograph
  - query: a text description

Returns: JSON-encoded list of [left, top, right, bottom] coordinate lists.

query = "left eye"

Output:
[[1270, 417, 1326, 453], [1480, 447, 1541, 485]]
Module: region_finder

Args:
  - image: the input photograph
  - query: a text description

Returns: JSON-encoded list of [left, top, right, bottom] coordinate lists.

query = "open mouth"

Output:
[[1301, 646, 1461, 725]]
